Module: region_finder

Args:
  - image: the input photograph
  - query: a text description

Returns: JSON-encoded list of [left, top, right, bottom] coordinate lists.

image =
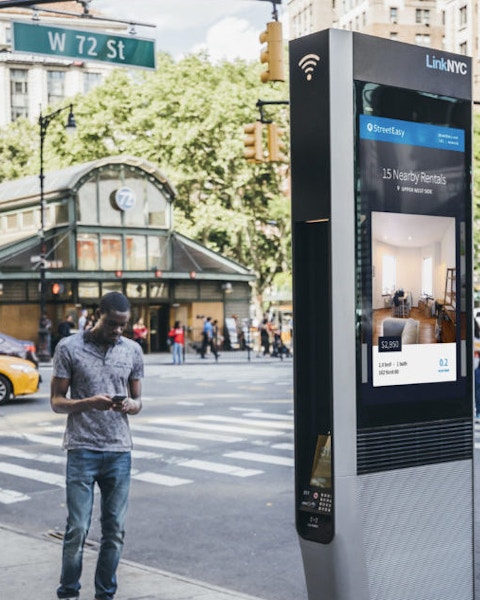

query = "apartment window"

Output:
[[10, 69, 28, 121], [47, 70, 65, 105], [416, 9, 430, 25], [84, 72, 102, 94], [459, 5, 467, 27], [390, 7, 398, 24], [415, 33, 431, 46], [459, 41, 468, 54], [422, 257, 433, 296], [382, 255, 396, 295]]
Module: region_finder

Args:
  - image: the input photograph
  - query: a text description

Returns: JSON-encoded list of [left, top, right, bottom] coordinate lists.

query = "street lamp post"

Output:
[[37, 104, 76, 362]]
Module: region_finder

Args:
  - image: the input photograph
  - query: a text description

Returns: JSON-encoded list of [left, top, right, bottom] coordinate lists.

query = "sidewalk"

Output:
[[0, 524, 266, 600]]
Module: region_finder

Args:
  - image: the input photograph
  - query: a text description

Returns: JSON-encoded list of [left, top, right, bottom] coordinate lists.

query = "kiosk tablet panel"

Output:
[[355, 81, 472, 428]]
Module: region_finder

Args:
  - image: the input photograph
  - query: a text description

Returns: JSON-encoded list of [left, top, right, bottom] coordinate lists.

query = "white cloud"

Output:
[[192, 17, 261, 62], [94, 0, 288, 62]]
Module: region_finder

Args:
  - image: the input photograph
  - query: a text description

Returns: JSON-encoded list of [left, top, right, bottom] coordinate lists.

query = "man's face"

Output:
[[96, 309, 130, 345]]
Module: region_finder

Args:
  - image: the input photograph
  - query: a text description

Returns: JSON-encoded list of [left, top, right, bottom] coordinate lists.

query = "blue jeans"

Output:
[[172, 342, 183, 364], [57, 450, 131, 600]]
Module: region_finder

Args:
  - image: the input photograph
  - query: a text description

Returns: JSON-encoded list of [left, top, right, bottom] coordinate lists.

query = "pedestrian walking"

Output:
[[50, 291, 144, 600], [168, 320, 185, 364], [201, 316, 219, 360]]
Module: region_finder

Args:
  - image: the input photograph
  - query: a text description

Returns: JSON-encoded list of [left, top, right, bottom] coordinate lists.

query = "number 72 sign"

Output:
[[13, 21, 155, 70]]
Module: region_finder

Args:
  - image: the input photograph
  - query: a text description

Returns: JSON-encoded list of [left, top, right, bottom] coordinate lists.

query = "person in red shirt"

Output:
[[168, 321, 185, 364], [132, 317, 148, 353]]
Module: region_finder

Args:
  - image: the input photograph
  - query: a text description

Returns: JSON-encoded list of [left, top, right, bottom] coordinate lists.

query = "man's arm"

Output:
[[125, 378, 142, 415], [50, 376, 115, 414]]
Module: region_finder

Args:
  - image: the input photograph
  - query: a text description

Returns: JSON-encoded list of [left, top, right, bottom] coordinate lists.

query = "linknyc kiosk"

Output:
[[290, 30, 474, 600]]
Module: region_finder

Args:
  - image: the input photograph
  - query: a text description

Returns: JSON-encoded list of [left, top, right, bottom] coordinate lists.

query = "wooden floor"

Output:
[[373, 307, 436, 344]]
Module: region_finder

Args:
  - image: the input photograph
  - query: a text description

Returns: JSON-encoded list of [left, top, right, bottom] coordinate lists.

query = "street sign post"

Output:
[[12, 21, 155, 69]]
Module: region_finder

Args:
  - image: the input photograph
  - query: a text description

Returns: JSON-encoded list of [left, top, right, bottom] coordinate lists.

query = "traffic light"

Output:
[[51, 281, 64, 296], [243, 121, 263, 163], [267, 122, 287, 162], [259, 20, 284, 83]]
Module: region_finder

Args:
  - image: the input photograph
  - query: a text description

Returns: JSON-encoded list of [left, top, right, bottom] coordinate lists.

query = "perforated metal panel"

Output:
[[357, 460, 474, 600]]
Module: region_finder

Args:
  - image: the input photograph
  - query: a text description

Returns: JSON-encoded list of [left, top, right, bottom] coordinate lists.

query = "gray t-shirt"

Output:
[[53, 331, 144, 451]]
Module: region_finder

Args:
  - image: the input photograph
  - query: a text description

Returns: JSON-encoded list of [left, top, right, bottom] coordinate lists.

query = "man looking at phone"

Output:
[[51, 291, 143, 600]]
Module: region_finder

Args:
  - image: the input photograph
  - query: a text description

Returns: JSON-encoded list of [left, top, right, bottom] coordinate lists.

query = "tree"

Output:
[[0, 52, 291, 306]]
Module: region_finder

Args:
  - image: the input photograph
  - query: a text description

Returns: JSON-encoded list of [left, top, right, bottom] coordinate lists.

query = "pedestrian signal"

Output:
[[51, 282, 64, 296]]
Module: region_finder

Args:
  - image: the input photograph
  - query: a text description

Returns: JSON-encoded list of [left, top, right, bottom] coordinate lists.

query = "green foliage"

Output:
[[0, 51, 291, 297]]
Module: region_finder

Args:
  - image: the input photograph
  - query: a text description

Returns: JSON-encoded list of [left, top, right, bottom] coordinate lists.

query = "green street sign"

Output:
[[13, 21, 155, 70]]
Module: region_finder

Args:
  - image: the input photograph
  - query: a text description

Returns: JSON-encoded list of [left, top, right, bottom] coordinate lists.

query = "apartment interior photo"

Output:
[[371, 212, 458, 346]]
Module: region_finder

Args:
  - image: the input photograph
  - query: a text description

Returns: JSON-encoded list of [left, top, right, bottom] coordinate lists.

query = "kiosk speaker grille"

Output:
[[357, 418, 473, 474]]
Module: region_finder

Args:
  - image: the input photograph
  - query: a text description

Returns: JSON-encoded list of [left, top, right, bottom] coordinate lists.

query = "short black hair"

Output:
[[99, 292, 130, 314]]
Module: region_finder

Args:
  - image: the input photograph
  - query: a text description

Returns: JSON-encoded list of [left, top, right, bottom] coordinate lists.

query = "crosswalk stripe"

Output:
[[0, 446, 65, 464], [198, 415, 293, 430], [0, 461, 65, 487], [272, 443, 294, 451], [132, 436, 197, 451], [131, 424, 243, 443], [242, 412, 293, 421], [0, 488, 30, 504], [132, 471, 192, 487], [150, 418, 280, 437], [224, 451, 294, 467], [178, 459, 262, 477]]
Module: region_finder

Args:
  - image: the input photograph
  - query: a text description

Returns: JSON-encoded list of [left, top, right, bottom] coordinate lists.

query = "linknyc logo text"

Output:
[[426, 54, 468, 75]]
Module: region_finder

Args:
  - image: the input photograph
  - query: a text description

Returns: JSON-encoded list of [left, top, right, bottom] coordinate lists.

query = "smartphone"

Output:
[[112, 395, 126, 404]]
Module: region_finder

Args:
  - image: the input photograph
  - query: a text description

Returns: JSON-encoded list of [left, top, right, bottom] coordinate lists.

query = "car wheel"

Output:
[[0, 374, 12, 405]]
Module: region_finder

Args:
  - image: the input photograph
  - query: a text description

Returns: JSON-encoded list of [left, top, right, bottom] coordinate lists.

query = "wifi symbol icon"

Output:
[[298, 53, 320, 81]]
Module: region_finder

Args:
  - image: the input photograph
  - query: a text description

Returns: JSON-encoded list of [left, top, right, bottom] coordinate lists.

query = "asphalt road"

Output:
[[0, 356, 307, 600]]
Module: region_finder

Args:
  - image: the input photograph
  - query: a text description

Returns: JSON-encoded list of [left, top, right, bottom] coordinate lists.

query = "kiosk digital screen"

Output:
[[355, 81, 472, 427]]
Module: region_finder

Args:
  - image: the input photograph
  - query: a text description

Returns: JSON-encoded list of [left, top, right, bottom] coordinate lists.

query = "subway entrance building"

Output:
[[0, 155, 255, 353]]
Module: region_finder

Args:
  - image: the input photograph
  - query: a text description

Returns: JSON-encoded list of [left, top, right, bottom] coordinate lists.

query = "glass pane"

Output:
[[125, 235, 147, 270], [126, 282, 148, 298], [123, 174, 146, 227], [77, 177, 98, 224], [54, 234, 71, 269], [99, 169, 123, 226], [149, 281, 169, 299], [78, 282, 100, 299], [148, 184, 169, 227], [77, 233, 99, 270], [102, 281, 123, 295], [53, 202, 69, 226], [147, 236, 168, 270], [101, 235, 122, 270]]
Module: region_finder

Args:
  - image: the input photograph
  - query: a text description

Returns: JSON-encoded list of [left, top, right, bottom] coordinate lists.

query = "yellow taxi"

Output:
[[0, 355, 39, 405]]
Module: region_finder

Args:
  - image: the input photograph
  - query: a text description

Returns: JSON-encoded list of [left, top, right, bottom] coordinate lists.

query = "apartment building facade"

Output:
[[287, 0, 480, 100], [0, 1, 127, 128]]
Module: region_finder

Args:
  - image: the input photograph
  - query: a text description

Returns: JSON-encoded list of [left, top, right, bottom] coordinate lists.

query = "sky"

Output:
[[94, 0, 288, 63]]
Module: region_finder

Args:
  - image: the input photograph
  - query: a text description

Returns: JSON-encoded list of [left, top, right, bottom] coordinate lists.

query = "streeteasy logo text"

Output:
[[426, 54, 468, 75]]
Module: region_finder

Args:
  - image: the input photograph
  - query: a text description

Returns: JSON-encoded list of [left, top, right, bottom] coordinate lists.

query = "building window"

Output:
[[390, 7, 397, 24], [415, 33, 431, 46], [459, 5, 467, 27], [101, 235, 122, 270], [47, 70, 66, 105], [125, 235, 147, 271], [459, 41, 468, 54], [390, 32, 398, 40], [84, 72, 102, 94], [382, 255, 396, 295], [10, 69, 28, 121], [416, 9, 430, 25], [77, 233, 99, 270]]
